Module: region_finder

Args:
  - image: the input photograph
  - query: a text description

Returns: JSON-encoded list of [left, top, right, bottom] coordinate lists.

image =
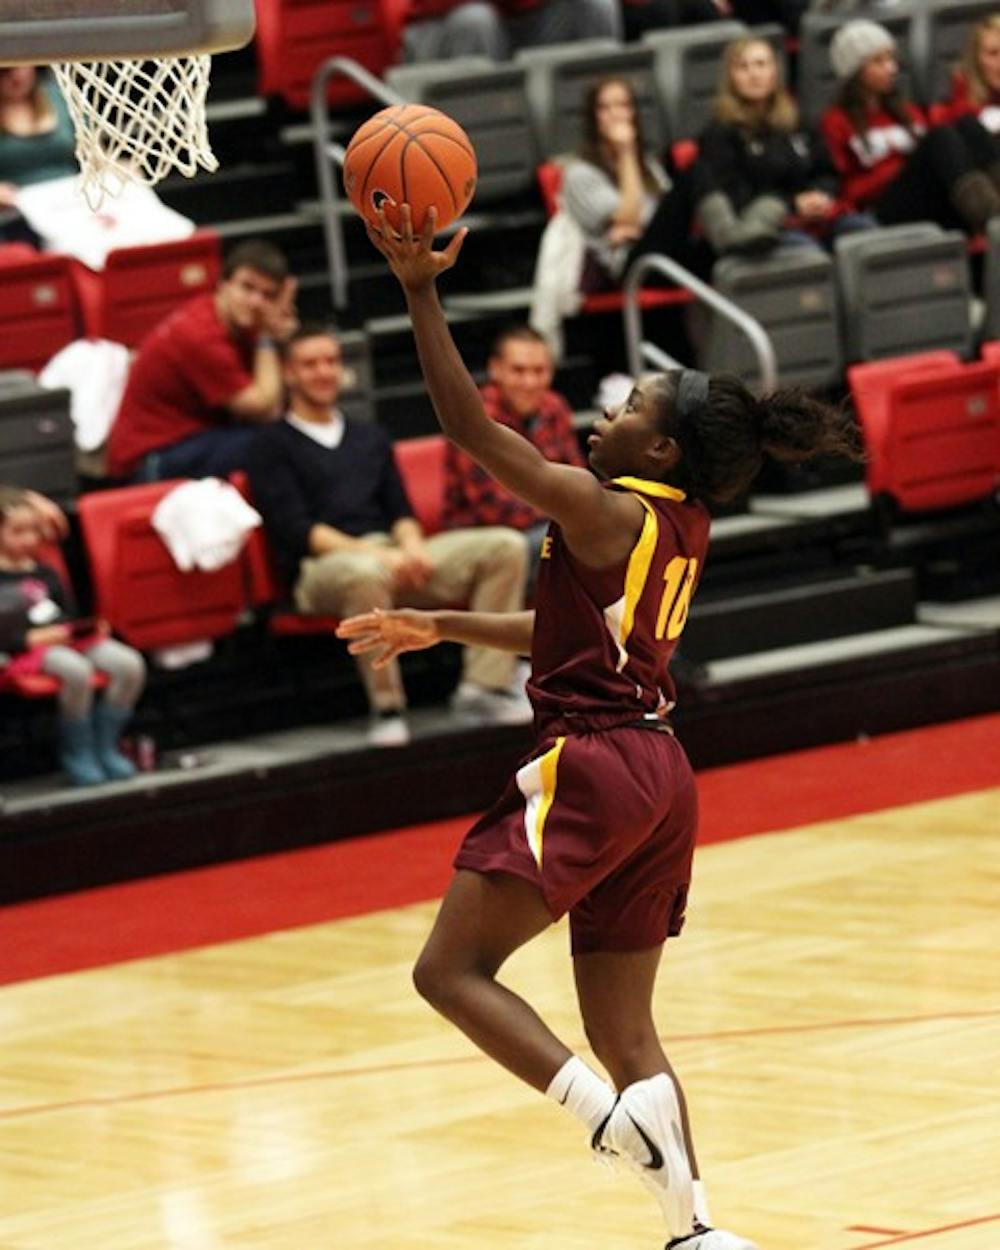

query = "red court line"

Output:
[[850, 1214, 1000, 1247], [2, 1005, 997, 1124], [2, 712, 999, 985]]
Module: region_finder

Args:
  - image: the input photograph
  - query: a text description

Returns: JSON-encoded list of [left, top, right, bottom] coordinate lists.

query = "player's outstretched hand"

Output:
[[366, 204, 467, 292], [336, 607, 441, 668]]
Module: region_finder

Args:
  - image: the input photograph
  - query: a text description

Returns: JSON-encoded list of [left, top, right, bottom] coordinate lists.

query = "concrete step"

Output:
[[686, 568, 915, 662]]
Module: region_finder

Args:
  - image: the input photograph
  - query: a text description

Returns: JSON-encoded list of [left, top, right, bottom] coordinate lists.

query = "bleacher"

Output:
[[3, 2, 1000, 902]]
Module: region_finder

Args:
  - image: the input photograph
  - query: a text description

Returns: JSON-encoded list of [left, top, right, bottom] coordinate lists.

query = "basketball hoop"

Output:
[[53, 56, 217, 209], [0, 0, 255, 210]]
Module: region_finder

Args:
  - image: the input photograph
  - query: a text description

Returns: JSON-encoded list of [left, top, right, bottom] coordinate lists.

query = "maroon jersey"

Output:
[[527, 477, 709, 734]]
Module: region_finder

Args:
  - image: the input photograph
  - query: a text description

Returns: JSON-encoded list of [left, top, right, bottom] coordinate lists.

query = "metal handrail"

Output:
[[310, 57, 404, 310], [621, 252, 778, 393]]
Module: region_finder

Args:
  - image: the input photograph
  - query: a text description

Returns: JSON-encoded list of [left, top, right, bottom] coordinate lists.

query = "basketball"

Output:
[[343, 104, 478, 236]]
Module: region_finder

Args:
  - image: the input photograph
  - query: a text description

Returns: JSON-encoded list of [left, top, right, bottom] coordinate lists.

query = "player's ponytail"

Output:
[[654, 370, 863, 505]]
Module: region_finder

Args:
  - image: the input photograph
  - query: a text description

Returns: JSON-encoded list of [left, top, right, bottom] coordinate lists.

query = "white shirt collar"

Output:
[[286, 408, 345, 449]]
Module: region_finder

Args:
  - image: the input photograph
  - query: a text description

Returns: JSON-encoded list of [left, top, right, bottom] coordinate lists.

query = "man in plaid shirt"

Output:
[[443, 325, 585, 590]]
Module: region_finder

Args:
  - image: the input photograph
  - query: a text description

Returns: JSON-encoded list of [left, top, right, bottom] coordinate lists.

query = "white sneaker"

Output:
[[366, 713, 410, 747], [450, 681, 533, 725], [596, 1074, 694, 1236], [667, 1230, 760, 1250]]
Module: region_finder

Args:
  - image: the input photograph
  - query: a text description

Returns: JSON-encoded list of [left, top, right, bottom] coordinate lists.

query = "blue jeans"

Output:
[[135, 425, 259, 482]]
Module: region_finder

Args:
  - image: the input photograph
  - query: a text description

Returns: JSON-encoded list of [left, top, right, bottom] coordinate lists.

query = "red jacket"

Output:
[[821, 101, 926, 209], [929, 70, 1000, 127]]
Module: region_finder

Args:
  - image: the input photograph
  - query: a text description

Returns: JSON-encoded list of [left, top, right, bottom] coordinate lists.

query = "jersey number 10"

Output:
[[655, 556, 698, 641]]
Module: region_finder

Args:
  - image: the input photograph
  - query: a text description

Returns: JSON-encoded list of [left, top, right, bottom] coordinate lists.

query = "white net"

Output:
[[53, 56, 218, 210]]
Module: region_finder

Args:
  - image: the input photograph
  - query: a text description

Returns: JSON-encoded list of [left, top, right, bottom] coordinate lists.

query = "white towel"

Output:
[[152, 478, 261, 573], [39, 337, 131, 452], [16, 175, 194, 270]]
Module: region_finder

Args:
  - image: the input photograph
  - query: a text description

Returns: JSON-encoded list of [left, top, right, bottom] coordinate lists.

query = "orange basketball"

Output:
[[343, 104, 478, 235]]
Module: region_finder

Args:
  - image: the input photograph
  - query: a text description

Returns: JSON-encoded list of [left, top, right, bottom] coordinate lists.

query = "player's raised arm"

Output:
[[366, 206, 643, 562]]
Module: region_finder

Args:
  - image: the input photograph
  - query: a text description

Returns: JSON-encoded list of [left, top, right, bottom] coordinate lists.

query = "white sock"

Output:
[[545, 1055, 616, 1135], [692, 1179, 711, 1227]]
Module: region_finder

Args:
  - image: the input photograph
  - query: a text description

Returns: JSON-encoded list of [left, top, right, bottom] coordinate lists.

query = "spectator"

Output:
[[930, 15, 1000, 178], [245, 325, 529, 748], [0, 485, 146, 787], [403, 0, 621, 64], [562, 76, 707, 292], [444, 325, 584, 589], [821, 20, 1000, 234], [693, 37, 867, 258], [621, 0, 727, 40], [0, 66, 75, 245], [106, 239, 298, 483]]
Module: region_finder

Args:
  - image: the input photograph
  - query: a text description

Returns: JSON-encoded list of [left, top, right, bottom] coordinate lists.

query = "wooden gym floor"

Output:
[[1, 720, 998, 1250]]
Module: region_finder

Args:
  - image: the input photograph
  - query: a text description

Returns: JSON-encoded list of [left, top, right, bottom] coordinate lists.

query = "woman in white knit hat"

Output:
[[821, 18, 1000, 233]]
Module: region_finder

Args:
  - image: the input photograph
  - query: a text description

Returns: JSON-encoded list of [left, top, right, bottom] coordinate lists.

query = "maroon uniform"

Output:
[[455, 478, 711, 953]]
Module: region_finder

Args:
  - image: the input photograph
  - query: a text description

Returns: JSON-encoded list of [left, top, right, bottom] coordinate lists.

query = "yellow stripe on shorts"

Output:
[[516, 735, 566, 868]]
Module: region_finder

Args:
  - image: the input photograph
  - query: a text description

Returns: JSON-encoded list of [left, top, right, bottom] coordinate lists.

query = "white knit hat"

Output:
[[829, 19, 896, 81]]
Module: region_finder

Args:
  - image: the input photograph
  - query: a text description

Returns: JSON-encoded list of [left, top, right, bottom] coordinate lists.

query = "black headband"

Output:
[[676, 369, 710, 423]]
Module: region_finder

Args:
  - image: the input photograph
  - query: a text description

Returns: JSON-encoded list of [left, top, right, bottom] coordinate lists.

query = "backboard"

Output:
[[0, 0, 254, 64]]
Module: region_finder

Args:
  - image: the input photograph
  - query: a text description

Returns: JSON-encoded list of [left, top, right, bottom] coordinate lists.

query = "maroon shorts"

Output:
[[454, 724, 698, 955]]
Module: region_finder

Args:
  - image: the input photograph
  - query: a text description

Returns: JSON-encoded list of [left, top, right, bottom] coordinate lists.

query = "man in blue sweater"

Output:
[[246, 325, 529, 746]]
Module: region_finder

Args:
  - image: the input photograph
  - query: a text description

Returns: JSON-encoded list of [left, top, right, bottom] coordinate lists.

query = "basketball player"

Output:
[[340, 204, 861, 1249]]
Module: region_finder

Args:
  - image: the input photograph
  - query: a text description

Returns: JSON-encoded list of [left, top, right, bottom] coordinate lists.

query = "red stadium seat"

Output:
[[979, 339, 1000, 368], [0, 542, 108, 700], [255, 0, 407, 111], [0, 251, 80, 373], [77, 481, 247, 651], [393, 434, 447, 536], [535, 161, 693, 315], [70, 232, 221, 348], [849, 354, 1000, 512]]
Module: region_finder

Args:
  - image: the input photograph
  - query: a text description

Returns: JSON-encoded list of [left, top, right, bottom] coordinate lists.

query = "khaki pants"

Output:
[[294, 527, 527, 712]]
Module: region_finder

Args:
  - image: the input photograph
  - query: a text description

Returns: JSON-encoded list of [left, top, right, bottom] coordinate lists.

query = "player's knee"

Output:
[[412, 948, 451, 1010], [412, 949, 480, 1017]]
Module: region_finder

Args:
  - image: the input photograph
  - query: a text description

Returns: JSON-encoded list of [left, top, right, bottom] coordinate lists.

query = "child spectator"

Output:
[[0, 486, 146, 787]]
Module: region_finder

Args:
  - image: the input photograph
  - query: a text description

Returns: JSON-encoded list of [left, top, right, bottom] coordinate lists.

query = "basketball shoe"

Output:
[[592, 1073, 694, 1235], [666, 1226, 760, 1250]]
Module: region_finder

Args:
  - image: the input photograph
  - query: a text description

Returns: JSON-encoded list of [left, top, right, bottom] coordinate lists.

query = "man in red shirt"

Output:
[[402, 0, 620, 63], [107, 239, 298, 482], [443, 324, 583, 589]]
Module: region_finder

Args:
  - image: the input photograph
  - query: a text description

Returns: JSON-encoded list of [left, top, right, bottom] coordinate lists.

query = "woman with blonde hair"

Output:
[[936, 13, 1000, 124], [930, 13, 1000, 189], [0, 65, 77, 244], [693, 37, 848, 257]]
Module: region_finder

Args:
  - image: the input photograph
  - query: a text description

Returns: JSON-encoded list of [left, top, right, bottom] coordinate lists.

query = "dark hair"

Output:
[[490, 324, 550, 358], [651, 371, 863, 505], [578, 76, 663, 193], [834, 72, 915, 150], [222, 239, 289, 283], [284, 321, 340, 357], [0, 485, 30, 521]]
